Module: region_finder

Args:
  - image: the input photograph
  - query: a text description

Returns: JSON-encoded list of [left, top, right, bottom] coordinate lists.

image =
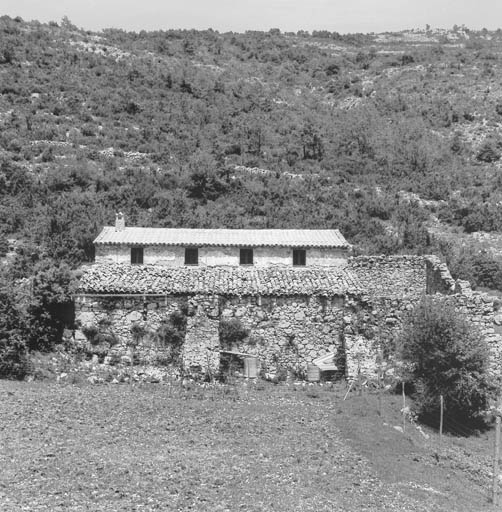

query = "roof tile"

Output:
[[94, 227, 350, 249], [77, 264, 360, 296]]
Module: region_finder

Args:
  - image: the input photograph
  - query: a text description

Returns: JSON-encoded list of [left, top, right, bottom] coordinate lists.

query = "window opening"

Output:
[[185, 247, 199, 265], [293, 249, 306, 266], [240, 248, 254, 265]]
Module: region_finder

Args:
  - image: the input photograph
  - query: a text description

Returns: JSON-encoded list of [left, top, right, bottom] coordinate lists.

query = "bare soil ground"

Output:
[[0, 380, 496, 511]]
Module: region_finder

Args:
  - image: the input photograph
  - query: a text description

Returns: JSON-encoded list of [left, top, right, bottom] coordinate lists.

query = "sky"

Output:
[[3, 0, 502, 34]]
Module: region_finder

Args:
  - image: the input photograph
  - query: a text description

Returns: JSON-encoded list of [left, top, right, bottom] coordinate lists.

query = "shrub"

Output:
[[169, 310, 187, 331], [155, 322, 184, 347], [0, 282, 29, 379], [153, 310, 188, 366], [400, 297, 495, 429], [26, 261, 75, 352], [82, 324, 99, 344], [476, 139, 501, 163], [0, 334, 29, 379], [0, 233, 8, 256], [219, 318, 249, 349]]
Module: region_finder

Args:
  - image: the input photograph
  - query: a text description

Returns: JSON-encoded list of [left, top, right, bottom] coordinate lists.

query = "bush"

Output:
[[153, 310, 188, 366], [26, 261, 76, 352], [476, 139, 501, 163], [0, 233, 8, 256], [155, 322, 184, 347], [0, 282, 29, 379], [0, 334, 29, 379], [400, 297, 495, 429], [219, 318, 249, 349]]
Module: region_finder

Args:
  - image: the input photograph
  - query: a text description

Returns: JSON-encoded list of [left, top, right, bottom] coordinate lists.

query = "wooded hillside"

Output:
[[1, 16, 502, 280]]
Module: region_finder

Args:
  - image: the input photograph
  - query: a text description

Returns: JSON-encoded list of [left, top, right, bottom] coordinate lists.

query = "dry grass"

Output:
[[0, 380, 497, 511]]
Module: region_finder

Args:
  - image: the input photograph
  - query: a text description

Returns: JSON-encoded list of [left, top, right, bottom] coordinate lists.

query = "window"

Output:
[[240, 248, 254, 265], [293, 249, 306, 266], [131, 247, 143, 264], [185, 247, 199, 265]]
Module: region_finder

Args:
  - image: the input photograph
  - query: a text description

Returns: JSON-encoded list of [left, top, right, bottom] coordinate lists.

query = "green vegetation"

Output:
[[0, 262, 74, 377], [219, 318, 250, 349], [400, 297, 496, 428]]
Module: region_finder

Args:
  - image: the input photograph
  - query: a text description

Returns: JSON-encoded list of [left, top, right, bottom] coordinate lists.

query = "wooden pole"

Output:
[[402, 381, 406, 432], [343, 379, 355, 401], [439, 395, 444, 447], [377, 363, 382, 417], [493, 413, 501, 505]]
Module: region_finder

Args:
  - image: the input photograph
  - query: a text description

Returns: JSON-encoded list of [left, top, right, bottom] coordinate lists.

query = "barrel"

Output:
[[244, 357, 258, 378], [307, 364, 321, 382]]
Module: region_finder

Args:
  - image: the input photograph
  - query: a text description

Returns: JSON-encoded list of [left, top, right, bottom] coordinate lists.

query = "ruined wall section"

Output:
[[425, 255, 456, 295], [342, 292, 502, 379], [345, 255, 502, 378], [348, 255, 427, 298]]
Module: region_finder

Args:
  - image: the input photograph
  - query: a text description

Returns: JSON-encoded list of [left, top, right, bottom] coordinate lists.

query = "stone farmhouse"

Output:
[[75, 216, 502, 380]]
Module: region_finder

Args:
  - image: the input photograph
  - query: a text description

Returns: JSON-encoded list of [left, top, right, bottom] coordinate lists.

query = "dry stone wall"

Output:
[[74, 295, 185, 365], [217, 295, 345, 376], [74, 293, 345, 377], [348, 255, 427, 298]]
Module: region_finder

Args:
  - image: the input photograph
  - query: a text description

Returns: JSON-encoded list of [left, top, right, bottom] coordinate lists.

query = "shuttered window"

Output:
[[240, 248, 254, 265], [185, 247, 199, 265], [293, 249, 306, 266], [131, 247, 144, 264]]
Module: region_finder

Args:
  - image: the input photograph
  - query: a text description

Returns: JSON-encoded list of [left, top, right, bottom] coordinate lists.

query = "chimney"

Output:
[[115, 212, 125, 232]]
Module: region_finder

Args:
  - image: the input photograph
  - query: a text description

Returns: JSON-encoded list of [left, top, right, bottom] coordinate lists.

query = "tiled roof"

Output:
[[77, 264, 361, 296], [94, 227, 350, 249]]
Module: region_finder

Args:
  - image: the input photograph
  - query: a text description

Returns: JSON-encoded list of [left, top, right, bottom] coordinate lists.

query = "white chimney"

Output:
[[115, 212, 125, 232]]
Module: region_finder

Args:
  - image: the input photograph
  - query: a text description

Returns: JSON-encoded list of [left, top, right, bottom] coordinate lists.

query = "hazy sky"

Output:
[[3, 0, 502, 34]]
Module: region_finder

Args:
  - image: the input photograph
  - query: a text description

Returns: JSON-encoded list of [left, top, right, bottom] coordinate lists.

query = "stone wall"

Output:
[[425, 255, 456, 294], [74, 293, 345, 377], [217, 295, 345, 375], [74, 295, 185, 365], [348, 255, 427, 298], [95, 244, 349, 267], [342, 290, 502, 379], [74, 254, 502, 380]]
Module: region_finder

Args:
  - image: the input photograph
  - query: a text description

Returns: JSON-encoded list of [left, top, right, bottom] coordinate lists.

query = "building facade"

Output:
[[93, 214, 351, 268]]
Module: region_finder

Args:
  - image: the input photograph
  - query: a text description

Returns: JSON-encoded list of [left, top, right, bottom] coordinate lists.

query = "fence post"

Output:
[[493, 410, 501, 505], [439, 395, 444, 448], [402, 381, 406, 432]]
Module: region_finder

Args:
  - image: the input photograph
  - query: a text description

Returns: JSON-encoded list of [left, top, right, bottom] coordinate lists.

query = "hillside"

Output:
[[0, 16, 502, 282]]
